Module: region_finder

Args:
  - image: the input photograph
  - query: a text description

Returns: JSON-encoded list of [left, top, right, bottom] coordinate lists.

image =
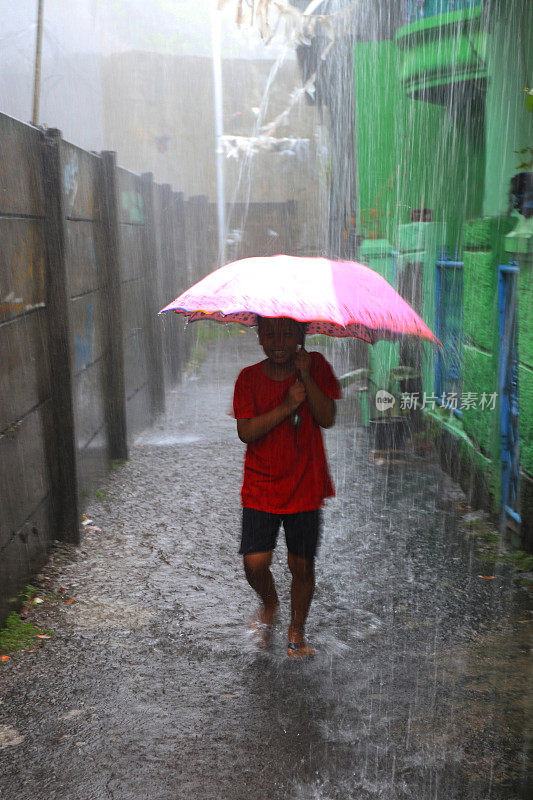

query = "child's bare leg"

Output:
[[287, 552, 315, 643], [243, 551, 279, 624]]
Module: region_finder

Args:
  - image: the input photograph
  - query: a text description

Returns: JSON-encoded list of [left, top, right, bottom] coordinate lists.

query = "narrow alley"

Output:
[[0, 335, 530, 800]]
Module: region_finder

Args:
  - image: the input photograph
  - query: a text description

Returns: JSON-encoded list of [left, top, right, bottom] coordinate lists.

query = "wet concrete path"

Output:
[[0, 334, 531, 800]]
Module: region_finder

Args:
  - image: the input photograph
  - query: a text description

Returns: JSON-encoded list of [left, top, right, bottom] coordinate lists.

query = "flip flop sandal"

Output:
[[287, 642, 315, 660]]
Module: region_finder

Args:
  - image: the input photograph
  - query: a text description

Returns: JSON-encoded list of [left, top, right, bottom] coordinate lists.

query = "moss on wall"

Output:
[[463, 216, 516, 259], [518, 364, 533, 475], [461, 344, 498, 457], [518, 262, 533, 368], [462, 249, 495, 351]]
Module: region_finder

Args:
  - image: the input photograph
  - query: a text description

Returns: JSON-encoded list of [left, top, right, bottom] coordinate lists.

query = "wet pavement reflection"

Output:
[[0, 334, 531, 800]]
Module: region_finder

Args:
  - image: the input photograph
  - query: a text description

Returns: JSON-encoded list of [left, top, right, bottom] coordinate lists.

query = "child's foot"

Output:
[[287, 641, 315, 660], [287, 625, 314, 660], [248, 605, 278, 651]]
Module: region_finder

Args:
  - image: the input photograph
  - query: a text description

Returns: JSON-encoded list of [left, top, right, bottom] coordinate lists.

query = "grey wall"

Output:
[[0, 116, 52, 618], [62, 142, 110, 499], [0, 111, 298, 622], [0, 116, 172, 621]]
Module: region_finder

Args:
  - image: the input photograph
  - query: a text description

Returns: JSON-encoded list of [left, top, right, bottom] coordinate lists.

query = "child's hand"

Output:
[[294, 347, 311, 379], [285, 380, 306, 412]]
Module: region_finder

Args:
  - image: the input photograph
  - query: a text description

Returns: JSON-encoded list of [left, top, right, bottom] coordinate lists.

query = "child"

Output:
[[233, 316, 341, 659]]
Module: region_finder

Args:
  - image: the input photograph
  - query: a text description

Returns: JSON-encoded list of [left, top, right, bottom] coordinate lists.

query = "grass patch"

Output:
[[476, 529, 500, 544], [0, 613, 52, 654], [94, 489, 109, 501], [483, 549, 533, 571], [466, 520, 533, 581], [463, 517, 497, 539], [111, 458, 128, 470], [18, 584, 39, 602]]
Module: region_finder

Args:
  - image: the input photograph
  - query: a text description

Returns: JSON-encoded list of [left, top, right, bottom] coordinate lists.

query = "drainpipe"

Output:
[[211, 1, 226, 266], [32, 0, 44, 125]]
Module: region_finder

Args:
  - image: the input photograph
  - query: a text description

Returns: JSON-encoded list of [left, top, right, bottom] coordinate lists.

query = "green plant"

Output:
[[94, 489, 109, 501], [0, 613, 52, 654], [111, 459, 128, 470], [18, 584, 38, 602], [483, 549, 533, 571]]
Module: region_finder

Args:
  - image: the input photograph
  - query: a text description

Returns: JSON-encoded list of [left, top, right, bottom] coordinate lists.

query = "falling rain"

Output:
[[0, 2, 531, 799]]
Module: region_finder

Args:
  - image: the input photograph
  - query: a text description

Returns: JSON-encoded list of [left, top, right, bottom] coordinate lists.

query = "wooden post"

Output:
[[100, 151, 128, 460], [41, 128, 79, 543], [141, 172, 165, 416]]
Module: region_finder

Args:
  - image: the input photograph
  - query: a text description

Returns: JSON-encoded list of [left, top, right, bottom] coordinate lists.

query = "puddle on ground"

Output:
[[134, 433, 202, 447], [64, 596, 154, 630]]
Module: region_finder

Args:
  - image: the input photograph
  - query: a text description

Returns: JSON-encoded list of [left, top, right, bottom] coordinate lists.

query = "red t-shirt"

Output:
[[233, 351, 341, 514]]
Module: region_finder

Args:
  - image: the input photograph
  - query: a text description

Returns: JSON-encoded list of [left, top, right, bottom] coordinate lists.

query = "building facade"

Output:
[[348, 0, 532, 546]]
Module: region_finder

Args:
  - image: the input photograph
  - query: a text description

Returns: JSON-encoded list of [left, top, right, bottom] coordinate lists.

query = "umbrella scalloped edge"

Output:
[[166, 308, 440, 346]]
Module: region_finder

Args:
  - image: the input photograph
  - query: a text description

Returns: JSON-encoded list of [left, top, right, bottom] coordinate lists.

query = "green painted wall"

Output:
[[353, 38, 485, 253], [353, 42, 400, 243], [483, 2, 533, 216], [517, 256, 533, 475], [519, 364, 533, 475], [352, 1, 532, 535], [358, 238, 399, 405], [396, 221, 444, 395]]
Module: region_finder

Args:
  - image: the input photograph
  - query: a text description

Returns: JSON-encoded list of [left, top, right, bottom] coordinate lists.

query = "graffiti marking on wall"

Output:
[[76, 300, 94, 373], [63, 153, 80, 218], [120, 191, 144, 223]]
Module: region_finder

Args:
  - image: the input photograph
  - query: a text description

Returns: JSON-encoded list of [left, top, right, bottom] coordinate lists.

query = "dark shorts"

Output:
[[240, 507, 322, 560]]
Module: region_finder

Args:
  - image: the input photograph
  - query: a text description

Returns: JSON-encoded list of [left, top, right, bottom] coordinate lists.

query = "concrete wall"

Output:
[[62, 142, 111, 500], [0, 117, 166, 621], [0, 116, 53, 619], [0, 111, 299, 621], [116, 167, 155, 438]]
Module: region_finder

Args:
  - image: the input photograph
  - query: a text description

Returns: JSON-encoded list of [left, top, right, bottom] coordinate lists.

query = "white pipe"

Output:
[[32, 0, 44, 125], [211, 1, 226, 265], [303, 0, 327, 15]]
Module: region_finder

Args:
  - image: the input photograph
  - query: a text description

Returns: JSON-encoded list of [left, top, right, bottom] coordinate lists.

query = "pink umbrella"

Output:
[[160, 254, 439, 345]]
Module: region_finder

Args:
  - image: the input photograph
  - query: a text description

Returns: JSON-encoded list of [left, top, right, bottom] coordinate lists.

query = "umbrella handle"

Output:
[[291, 368, 303, 427]]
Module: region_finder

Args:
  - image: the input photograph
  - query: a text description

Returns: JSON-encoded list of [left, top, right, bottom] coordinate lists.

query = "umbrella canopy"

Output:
[[160, 254, 439, 345]]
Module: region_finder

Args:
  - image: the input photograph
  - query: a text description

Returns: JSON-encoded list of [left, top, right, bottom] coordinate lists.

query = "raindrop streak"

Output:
[[0, 2, 530, 800]]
